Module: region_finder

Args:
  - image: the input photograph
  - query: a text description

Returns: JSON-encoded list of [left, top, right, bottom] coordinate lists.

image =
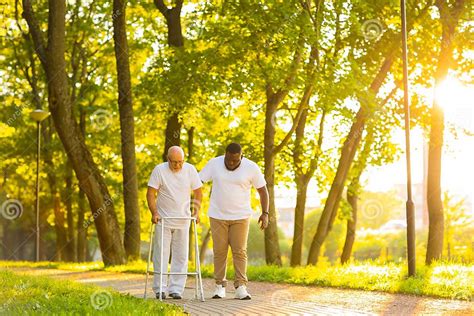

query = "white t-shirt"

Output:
[[148, 162, 202, 228], [199, 156, 266, 220]]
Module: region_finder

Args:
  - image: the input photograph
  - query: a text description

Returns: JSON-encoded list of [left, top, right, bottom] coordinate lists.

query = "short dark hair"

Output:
[[226, 142, 242, 154]]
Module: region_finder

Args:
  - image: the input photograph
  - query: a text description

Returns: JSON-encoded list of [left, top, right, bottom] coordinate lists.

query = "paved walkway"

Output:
[[5, 267, 473, 315]]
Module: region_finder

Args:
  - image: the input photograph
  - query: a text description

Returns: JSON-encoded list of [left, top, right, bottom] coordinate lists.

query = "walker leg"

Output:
[[159, 221, 164, 301], [193, 219, 198, 300], [144, 223, 155, 299], [193, 219, 205, 302]]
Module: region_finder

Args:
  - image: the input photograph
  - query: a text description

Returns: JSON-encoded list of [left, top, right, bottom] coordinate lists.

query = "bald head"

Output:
[[167, 146, 185, 172], [168, 146, 184, 159]]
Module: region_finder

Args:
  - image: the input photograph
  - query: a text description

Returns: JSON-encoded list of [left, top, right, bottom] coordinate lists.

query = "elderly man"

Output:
[[146, 146, 202, 300], [199, 143, 269, 300]]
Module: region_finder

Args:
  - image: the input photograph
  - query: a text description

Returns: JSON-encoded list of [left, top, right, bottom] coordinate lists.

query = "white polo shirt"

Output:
[[148, 162, 202, 228], [199, 156, 266, 220]]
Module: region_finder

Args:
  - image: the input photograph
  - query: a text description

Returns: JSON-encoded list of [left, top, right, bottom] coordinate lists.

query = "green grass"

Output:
[[0, 270, 183, 315], [1, 259, 472, 301]]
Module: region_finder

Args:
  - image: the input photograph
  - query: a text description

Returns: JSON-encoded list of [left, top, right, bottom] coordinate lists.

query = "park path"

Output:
[[4, 267, 473, 315]]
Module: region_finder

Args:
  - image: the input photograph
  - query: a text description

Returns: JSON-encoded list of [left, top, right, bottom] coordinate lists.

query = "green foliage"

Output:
[[0, 270, 183, 314], [0, 0, 472, 265], [2, 260, 472, 301], [247, 219, 291, 264], [443, 192, 474, 261]]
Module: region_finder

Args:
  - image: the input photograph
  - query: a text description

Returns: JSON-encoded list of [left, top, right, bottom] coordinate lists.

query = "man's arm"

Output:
[[257, 186, 269, 230], [192, 187, 203, 224], [146, 186, 160, 224]]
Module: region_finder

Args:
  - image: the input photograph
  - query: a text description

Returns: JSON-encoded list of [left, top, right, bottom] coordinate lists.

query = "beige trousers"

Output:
[[210, 217, 250, 288]]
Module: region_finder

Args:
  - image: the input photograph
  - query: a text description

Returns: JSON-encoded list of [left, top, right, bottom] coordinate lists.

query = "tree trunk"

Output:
[[290, 178, 309, 266], [77, 188, 87, 262], [21, 28, 65, 262], [263, 92, 283, 266], [112, 0, 141, 261], [289, 77, 326, 266], [307, 54, 395, 265], [426, 0, 465, 264], [154, 0, 184, 162], [187, 127, 194, 162], [64, 162, 77, 261], [263, 77, 307, 265], [154, 0, 184, 47], [341, 185, 357, 264], [163, 112, 181, 161], [53, 192, 68, 261], [23, 0, 126, 266], [290, 107, 310, 267], [76, 96, 88, 262]]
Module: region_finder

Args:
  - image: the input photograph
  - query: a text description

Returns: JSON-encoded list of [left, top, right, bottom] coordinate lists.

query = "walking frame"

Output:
[[144, 216, 205, 302]]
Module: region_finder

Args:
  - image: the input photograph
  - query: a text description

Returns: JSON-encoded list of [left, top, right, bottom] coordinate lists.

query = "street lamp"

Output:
[[29, 109, 50, 262], [401, 0, 416, 277]]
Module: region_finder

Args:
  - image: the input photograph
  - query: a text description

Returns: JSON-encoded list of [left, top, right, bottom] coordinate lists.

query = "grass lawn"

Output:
[[1, 260, 472, 301], [0, 270, 183, 315]]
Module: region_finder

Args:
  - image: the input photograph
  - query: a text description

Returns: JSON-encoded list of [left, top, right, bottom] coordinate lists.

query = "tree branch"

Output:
[[273, 89, 308, 155], [154, 0, 183, 17], [21, 0, 47, 68]]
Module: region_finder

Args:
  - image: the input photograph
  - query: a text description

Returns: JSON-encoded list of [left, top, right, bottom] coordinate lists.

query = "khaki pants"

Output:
[[210, 217, 250, 288]]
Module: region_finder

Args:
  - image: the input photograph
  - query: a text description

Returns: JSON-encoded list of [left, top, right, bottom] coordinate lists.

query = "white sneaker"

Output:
[[234, 285, 251, 300], [212, 284, 226, 299]]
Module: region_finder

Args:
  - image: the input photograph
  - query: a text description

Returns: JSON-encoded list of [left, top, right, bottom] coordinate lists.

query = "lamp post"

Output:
[[30, 109, 50, 262], [401, 0, 416, 277]]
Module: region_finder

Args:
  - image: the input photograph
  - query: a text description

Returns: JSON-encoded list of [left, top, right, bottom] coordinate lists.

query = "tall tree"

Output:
[[290, 108, 325, 266], [154, 0, 184, 161], [22, 0, 126, 266], [307, 53, 395, 265], [263, 55, 306, 265], [112, 0, 141, 260], [340, 85, 398, 264], [307, 2, 432, 264], [340, 128, 373, 264], [289, 0, 347, 266], [11, 2, 68, 261], [426, 0, 465, 264]]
